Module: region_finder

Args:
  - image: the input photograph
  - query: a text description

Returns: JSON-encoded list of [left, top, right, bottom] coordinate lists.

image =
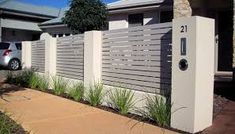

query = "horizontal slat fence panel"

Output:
[[31, 40, 45, 72], [102, 23, 172, 94], [56, 34, 84, 80]]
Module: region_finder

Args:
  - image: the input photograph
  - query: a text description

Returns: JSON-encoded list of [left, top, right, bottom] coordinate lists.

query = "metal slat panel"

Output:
[[57, 67, 84, 73], [102, 64, 171, 73], [56, 34, 84, 80], [57, 59, 83, 62], [57, 73, 83, 81], [102, 45, 162, 51], [102, 56, 167, 61], [57, 53, 83, 56], [57, 42, 84, 46], [56, 60, 84, 66], [102, 72, 171, 84], [103, 80, 161, 93], [103, 40, 171, 47], [57, 70, 83, 76], [102, 23, 172, 94], [102, 68, 171, 78], [103, 22, 172, 34], [102, 60, 162, 66], [31, 40, 45, 73], [103, 28, 172, 39], [102, 76, 170, 89], [103, 34, 171, 43]]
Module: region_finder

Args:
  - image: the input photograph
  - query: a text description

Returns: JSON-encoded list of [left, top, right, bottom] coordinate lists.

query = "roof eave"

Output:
[[108, 3, 172, 14], [0, 8, 58, 19], [39, 23, 66, 28]]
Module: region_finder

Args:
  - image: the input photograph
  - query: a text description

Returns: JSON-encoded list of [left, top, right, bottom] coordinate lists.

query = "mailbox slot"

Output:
[[179, 59, 188, 71]]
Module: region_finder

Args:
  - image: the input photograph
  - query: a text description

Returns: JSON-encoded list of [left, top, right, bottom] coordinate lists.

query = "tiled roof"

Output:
[[40, 7, 68, 26], [0, 0, 60, 17], [40, 0, 172, 26], [107, 0, 166, 9]]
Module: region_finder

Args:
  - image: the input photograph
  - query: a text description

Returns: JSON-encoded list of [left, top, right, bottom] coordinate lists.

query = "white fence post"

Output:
[[22, 41, 32, 69], [171, 16, 215, 133], [40, 33, 57, 76], [84, 31, 102, 87]]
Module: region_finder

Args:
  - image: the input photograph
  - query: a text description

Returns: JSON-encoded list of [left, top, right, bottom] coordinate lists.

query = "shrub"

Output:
[[37, 75, 49, 91], [29, 74, 40, 89], [144, 96, 172, 127], [63, 0, 108, 33], [109, 88, 135, 115], [52, 76, 68, 96], [68, 82, 84, 101], [5, 69, 36, 87], [5, 71, 14, 84], [86, 82, 103, 106], [29, 74, 49, 91], [18, 69, 36, 87]]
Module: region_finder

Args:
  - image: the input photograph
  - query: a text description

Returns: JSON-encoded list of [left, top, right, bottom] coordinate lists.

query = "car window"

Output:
[[15, 43, 22, 50], [0, 42, 10, 49]]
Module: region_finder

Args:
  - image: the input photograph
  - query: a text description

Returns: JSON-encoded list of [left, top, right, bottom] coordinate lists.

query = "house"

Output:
[[39, 0, 234, 75], [108, 0, 235, 74], [39, 0, 173, 35], [107, 0, 173, 30], [0, 0, 60, 42], [39, 7, 72, 38]]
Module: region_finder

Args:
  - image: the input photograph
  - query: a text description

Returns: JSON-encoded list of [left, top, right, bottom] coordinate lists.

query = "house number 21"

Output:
[[180, 25, 188, 33]]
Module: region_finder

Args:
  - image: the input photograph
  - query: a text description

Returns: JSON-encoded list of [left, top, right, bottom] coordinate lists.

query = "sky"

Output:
[[16, 0, 118, 8]]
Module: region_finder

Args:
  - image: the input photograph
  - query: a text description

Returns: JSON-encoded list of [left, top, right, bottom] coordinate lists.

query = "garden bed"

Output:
[[4, 69, 193, 134], [0, 112, 28, 134]]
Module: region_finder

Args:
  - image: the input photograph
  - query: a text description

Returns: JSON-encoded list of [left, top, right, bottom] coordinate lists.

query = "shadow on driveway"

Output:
[[203, 81, 235, 134]]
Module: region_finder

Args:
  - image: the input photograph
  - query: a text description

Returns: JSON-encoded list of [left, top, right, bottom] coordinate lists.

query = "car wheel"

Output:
[[8, 59, 20, 70]]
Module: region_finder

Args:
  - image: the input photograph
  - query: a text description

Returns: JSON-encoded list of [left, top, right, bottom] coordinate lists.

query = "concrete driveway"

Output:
[[0, 85, 177, 134]]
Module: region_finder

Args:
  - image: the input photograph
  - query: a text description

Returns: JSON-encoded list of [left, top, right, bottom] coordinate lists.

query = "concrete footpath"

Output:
[[0, 86, 177, 134]]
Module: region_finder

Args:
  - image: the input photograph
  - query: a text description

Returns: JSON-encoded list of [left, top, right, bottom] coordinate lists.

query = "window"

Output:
[[128, 14, 143, 27], [160, 11, 173, 23], [15, 43, 22, 50], [0, 43, 10, 49]]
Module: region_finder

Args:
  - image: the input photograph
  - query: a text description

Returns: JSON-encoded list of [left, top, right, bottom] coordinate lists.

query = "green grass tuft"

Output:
[[37, 75, 49, 91], [0, 112, 28, 134], [29, 74, 49, 91], [86, 82, 104, 106], [29, 74, 40, 89], [5, 71, 14, 84], [144, 96, 172, 127], [68, 82, 84, 102], [109, 88, 135, 115], [5, 68, 36, 87], [52, 76, 68, 96]]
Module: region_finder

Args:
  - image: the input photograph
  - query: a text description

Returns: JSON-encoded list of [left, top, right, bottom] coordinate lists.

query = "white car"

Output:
[[0, 42, 22, 70]]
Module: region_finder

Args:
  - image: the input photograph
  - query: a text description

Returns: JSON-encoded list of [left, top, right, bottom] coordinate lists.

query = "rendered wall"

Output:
[[108, 10, 160, 30], [171, 16, 214, 133]]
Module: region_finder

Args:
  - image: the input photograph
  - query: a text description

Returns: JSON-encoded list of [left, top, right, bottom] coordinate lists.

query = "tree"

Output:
[[62, 0, 108, 33]]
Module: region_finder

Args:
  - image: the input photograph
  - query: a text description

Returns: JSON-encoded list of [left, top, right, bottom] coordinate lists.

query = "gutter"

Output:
[[108, 1, 173, 14], [39, 23, 66, 29], [0, 8, 58, 19]]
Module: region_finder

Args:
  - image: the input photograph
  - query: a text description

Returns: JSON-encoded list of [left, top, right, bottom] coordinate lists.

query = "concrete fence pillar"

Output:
[[171, 16, 215, 133], [40, 33, 57, 76], [84, 31, 102, 87], [22, 41, 32, 69]]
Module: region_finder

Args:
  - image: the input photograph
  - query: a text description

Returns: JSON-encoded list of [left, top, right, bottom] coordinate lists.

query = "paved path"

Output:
[[203, 101, 235, 134], [203, 81, 235, 134], [0, 87, 177, 134]]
